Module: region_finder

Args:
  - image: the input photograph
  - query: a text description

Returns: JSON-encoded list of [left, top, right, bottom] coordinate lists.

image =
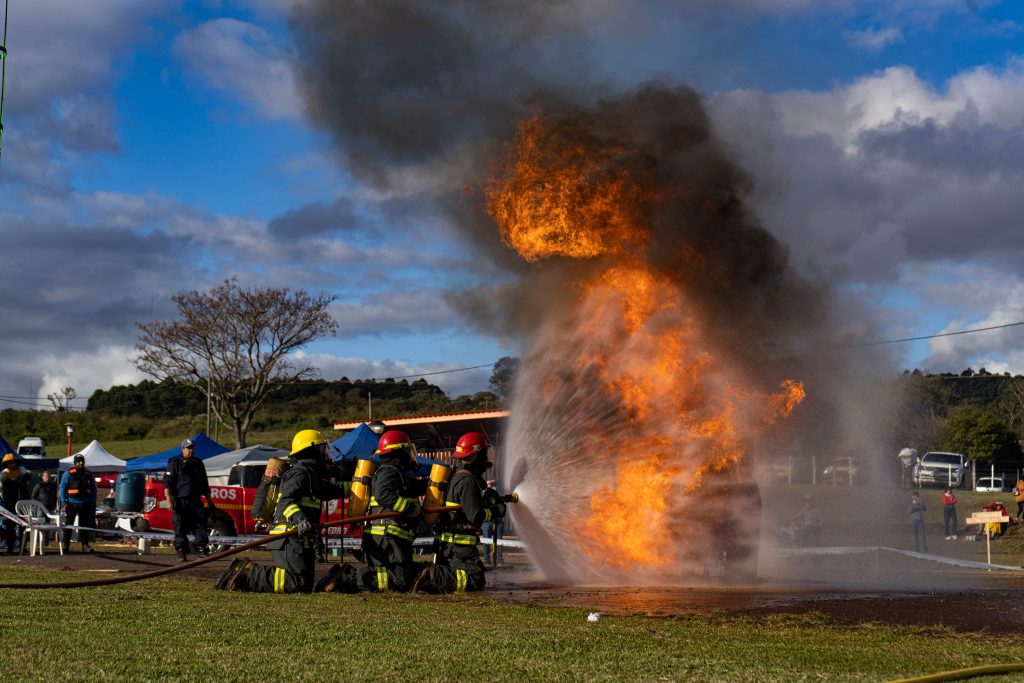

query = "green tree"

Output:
[[942, 407, 1022, 466], [489, 356, 520, 402]]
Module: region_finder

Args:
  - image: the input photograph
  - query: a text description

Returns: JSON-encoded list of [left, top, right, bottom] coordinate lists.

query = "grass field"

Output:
[[1, 565, 1023, 682]]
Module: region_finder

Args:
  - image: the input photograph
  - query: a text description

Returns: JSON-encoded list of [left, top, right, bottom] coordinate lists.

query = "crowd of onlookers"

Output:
[[0, 453, 97, 554]]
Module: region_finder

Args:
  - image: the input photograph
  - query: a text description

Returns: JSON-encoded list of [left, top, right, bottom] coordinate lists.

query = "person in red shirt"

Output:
[[942, 487, 958, 540]]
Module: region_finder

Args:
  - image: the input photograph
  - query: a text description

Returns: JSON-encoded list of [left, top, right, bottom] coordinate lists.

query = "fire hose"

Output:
[[0, 494, 517, 590]]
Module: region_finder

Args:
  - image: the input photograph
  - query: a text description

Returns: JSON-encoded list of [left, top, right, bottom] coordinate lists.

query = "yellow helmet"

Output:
[[291, 429, 326, 455], [2, 453, 16, 464]]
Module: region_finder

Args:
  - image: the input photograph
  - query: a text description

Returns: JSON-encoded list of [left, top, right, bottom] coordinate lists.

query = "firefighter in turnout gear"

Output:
[[412, 432, 506, 594], [322, 430, 427, 593], [215, 429, 344, 593]]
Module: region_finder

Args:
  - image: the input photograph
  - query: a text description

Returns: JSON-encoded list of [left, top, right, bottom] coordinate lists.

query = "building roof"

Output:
[[333, 409, 510, 451]]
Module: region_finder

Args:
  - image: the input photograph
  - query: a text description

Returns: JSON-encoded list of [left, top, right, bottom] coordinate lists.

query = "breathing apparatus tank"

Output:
[[252, 457, 290, 527], [347, 458, 376, 517], [421, 463, 452, 525]]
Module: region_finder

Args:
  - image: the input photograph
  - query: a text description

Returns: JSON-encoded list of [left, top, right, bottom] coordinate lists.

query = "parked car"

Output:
[[913, 451, 968, 489], [975, 477, 1007, 493]]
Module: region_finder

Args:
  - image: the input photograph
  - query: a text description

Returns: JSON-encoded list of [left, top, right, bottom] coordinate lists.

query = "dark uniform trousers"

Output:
[[172, 497, 209, 552], [355, 525, 417, 592], [432, 533, 486, 593], [248, 536, 316, 593], [62, 502, 96, 547]]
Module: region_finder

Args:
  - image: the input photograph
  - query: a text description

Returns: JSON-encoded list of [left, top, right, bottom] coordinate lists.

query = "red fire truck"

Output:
[[133, 460, 358, 542]]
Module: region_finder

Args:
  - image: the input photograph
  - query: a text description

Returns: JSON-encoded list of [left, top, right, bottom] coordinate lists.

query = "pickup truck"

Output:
[[913, 451, 968, 489]]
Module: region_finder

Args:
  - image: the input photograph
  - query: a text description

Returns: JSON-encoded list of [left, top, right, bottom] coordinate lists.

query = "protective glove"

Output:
[[489, 500, 507, 520], [295, 517, 314, 538], [482, 487, 500, 507]]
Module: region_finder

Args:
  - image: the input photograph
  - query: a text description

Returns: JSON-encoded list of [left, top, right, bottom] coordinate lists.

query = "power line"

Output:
[[362, 363, 494, 382], [840, 320, 1024, 349]]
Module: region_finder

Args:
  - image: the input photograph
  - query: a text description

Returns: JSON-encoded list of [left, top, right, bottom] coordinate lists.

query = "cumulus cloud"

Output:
[[710, 58, 1024, 370], [37, 346, 147, 404], [174, 18, 302, 120]]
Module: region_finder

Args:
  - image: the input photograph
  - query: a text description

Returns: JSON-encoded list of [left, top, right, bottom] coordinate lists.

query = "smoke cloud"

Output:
[[290, 0, 897, 583]]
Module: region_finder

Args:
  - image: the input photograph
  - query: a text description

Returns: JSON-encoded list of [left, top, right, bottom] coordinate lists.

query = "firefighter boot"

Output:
[[314, 563, 343, 593], [227, 561, 254, 591], [411, 566, 438, 594], [314, 562, 359, 593], [215, 558, 247, 591]]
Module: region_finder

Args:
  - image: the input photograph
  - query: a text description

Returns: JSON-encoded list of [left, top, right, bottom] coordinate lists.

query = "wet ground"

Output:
[[3, 542, 1022, 634]]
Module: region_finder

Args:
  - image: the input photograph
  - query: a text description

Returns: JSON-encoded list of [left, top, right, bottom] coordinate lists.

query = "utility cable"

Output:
[[839, 320, 1024, 349], [0, 0, 8, 165]]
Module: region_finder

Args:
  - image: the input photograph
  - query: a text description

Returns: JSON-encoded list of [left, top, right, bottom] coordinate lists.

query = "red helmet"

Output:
[[454, 432, 488, 462], [375, 430, 412, 455]]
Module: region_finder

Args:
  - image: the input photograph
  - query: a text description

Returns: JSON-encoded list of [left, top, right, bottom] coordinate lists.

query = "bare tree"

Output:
[[47, 386, 77, 412], [134, 279, 339, 448]]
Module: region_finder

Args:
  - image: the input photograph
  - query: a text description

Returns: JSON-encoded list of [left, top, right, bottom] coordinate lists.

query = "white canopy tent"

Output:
[[204, 444, 288, 486], [59, 440, 127, 472]]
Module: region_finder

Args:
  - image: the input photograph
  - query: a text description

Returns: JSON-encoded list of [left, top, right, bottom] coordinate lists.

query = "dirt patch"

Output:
[[4, 543, 1023, 634]]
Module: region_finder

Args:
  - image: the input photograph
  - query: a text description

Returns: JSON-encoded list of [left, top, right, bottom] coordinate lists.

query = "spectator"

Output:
[[481, 479, 505, 565], [908, 491, 927, 553], [1014, 479, 1024, 521], [941, 487, 958, 540], [31, 471, 58, 546], [60, 454, 97, 553], [791, 494, 823, 546], [0, 454, 30, 554]]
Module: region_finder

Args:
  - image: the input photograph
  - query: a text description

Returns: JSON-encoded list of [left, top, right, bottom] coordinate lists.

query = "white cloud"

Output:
[[709, 58, 1024, 372], [37, 345, 147, 405], [174, 18, 301, 120], [845, 26, 904, 52]]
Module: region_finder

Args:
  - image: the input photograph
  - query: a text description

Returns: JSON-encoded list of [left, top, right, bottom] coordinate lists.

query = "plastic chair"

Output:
[[14, 500, 63, 557]]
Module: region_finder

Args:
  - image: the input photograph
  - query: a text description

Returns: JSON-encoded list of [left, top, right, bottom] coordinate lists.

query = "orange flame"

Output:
[[488, 111, 805, 572]]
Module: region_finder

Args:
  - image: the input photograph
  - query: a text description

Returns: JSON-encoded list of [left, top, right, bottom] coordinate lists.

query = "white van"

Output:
[[16, 436, 46, 458]]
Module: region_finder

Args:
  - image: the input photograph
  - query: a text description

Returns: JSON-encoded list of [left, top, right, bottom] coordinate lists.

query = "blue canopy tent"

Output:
[[329, 423, 378, 462], [329, 423, 442, 478], [0, 434, 14, 455], [125, 432, 230, 472]]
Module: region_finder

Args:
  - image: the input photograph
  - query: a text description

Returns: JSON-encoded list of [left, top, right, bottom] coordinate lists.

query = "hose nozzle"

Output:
[[503, 491, 519, 504]]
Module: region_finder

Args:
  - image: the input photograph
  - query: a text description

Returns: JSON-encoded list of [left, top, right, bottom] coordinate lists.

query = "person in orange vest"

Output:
[[941, 487, 958, 540], [1013, 479, 1024, 521], [59, 454, 97, 553]]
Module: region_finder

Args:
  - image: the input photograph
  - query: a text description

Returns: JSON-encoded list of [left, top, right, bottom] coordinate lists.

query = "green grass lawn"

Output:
[[1, 566, 1023, 682]]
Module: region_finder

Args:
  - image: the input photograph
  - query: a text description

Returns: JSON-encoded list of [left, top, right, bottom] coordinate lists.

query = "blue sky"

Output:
[[2, 0, 1024, 409]]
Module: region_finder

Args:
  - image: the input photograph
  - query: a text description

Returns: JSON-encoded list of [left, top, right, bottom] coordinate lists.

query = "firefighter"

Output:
[[0, 453, 29, 554], [411, 432, 506, 594], [164, 438, 215, 562], [319, 429, 426, 593], [216, 429, 344, 593], [59, 453, 97, 553]]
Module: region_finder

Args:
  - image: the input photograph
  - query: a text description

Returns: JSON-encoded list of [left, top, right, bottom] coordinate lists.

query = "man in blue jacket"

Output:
[[59, 454, 97, 553]]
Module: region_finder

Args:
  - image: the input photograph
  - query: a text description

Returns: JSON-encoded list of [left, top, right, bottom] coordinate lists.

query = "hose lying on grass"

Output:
[[0, 505, 460, 589], [886, 662, 1024, 683]]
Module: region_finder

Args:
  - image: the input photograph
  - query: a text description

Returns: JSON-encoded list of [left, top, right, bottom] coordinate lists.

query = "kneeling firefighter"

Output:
[[216, 429, 345, 593], [318, 429, 426, 593], [412, 432, 507, 594]]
